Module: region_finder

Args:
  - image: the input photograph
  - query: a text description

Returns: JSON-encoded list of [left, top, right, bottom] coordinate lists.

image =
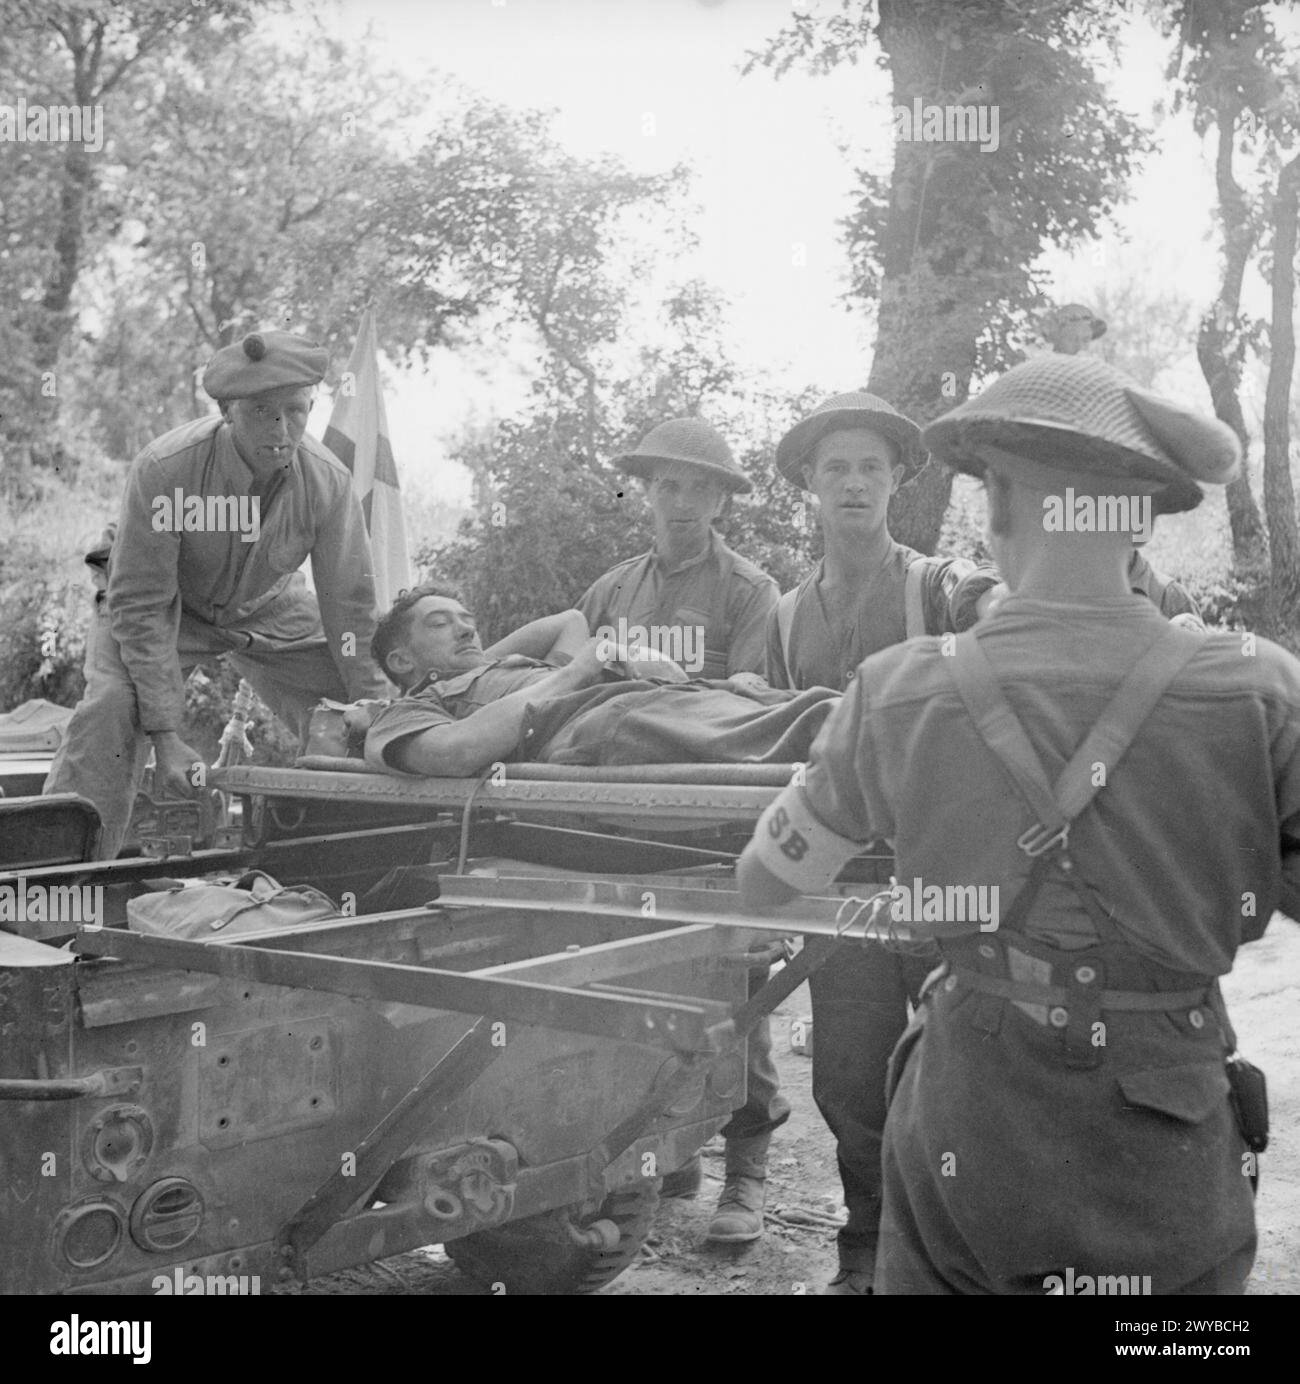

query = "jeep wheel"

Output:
[[445, 1182, 659, 1295]]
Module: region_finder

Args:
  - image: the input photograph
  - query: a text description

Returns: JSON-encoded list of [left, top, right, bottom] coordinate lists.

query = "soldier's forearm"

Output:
[[109, 615, 185, 734], [736, 850, 801, 909], [485, 610, 588, 664]]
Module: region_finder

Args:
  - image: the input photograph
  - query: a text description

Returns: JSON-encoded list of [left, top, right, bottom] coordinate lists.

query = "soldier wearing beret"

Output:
[[740, 354, 1300, 1294], [46, 329, 390, 858], [577, 418, 786, 1244], [764, 391, 1000, 1294]]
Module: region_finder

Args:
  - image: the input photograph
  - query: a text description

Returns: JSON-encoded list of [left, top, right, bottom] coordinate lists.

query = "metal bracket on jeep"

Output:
[[0, 1065, 142, 1101]]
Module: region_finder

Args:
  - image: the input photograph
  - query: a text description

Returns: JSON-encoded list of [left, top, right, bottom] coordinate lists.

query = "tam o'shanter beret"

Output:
[[203, 329, 329, 401], [921, 354, 1241, 515]]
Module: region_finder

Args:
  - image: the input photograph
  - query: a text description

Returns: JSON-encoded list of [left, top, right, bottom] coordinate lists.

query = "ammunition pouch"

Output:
[[1225, 1052, 1269, 1154]]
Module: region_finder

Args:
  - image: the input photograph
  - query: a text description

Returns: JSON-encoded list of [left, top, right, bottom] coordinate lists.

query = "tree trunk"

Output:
[[869, 3, 975, 554], [1262, 151, 1300, 634], [1198, 87, 1268, 576], [33, 20, 99, 380]]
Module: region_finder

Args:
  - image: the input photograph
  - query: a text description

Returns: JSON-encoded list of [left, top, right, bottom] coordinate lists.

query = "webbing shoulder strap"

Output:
[[949, 622, 1203, 848], [781, 559, 926, 673], [775, 588, 798, 678], [904, 558, 927, 639], [706, 542, 737, 658]]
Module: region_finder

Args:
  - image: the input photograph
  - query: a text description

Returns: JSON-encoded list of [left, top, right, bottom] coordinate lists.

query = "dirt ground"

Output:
[[280, 914, 1300, 1296]]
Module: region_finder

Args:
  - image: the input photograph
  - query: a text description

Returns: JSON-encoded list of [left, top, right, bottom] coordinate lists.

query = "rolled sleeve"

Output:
[[364, 696, 454, 774], [924, 557, 1000, 634], [948, 562, 1001, 631]]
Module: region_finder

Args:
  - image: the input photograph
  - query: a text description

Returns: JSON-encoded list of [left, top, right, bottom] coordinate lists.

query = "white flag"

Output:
[[323, 309, 413, 610]]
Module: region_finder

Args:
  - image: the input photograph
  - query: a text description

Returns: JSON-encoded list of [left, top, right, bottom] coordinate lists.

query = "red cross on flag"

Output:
[[323, 308, 413, 610]]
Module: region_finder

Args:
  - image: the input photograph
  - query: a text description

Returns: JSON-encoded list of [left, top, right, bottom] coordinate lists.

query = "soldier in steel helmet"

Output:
[[576, 417, 786, 1244], [578, 418, 778, 686], [46, 329, 390, 858], [1040, 302, 1206, 629], [1040, 302, 1107, 356], [764, 391, 1001, 1294], [739, 353, 1300, 1294]]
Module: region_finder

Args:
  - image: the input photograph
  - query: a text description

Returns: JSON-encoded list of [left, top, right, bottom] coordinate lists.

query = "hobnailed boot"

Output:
[[704, 1133, 769, 1243]]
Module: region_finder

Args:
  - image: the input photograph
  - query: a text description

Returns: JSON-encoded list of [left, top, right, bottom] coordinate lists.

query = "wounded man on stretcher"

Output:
[[351, 584, 840, 777]]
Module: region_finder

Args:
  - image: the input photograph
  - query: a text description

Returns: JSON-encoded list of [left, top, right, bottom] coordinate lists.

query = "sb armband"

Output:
[[752, 786, 864, 894]]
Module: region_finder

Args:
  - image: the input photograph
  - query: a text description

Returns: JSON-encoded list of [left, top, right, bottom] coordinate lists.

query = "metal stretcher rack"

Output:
[[209, 759, 898, 941], [2, 759, 900, 1295]]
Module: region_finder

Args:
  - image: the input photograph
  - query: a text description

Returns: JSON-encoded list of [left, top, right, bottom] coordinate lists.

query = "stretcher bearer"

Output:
[[740, 353, 1300, 1294], [765, 391, 999, 1294], [578, 418, 778, 682], [46, 330, 390, 859], [577, 418, 785, 1243]]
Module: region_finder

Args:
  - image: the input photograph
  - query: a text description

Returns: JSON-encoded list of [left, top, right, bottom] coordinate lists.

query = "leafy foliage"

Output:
[[0, 1, 274, 467], [746, 0, 1153, 551], [1156, 0, 1300, 614], [424, 283, 826, 640]]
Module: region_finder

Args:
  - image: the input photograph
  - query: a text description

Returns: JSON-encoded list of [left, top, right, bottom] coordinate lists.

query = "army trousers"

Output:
[[875, 931, 1257, 1295], [808, 938, 937, 1276], [45, 598, 347, 860], [719, 964, 791, 1151]]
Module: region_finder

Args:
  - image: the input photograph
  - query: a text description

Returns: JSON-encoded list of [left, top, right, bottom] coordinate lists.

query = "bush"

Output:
[[0, 463, 109, 710], [0, 461, 302, 766], [0, 569, 92, 711]]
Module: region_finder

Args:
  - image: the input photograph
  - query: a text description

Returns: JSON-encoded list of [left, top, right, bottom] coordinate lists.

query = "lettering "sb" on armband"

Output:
[[756, 791, 863, 892]]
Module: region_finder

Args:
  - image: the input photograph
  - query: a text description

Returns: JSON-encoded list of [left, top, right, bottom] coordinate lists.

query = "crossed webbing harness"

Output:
[[941, 622, 1214, 1068]]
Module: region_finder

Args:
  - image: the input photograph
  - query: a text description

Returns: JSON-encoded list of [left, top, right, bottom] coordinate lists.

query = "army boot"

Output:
[[704, 1133, 769, 1243]]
